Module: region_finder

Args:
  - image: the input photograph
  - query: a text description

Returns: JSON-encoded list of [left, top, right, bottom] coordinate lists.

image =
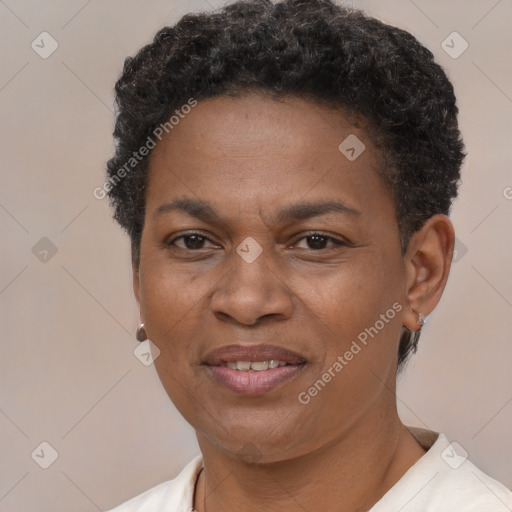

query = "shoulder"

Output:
[[105, 480, 177, 512], [105, 455, 203, 512], [372, 429, 512, 511], [428, 456, 512, 510]]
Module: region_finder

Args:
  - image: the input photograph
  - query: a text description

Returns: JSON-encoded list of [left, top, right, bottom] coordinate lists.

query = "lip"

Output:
[[203, 344, 306, 365], [202, 344, 307, 397]]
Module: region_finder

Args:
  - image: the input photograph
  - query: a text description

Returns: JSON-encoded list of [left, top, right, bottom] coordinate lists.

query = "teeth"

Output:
[[226, 360, 288, 371], [250, 361, 268, 371]]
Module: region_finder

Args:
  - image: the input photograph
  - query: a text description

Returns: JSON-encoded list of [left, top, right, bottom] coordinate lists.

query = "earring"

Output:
[[418, 312, 426, 327], [136, 323, 147, 342]]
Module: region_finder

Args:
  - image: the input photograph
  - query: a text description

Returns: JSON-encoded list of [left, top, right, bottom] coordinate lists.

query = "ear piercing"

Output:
[[418, 312, 426, 327], [136, 323, 147, 342]]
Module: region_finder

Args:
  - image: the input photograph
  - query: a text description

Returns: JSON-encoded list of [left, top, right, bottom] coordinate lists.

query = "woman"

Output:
[[105, 0, 512, 510]]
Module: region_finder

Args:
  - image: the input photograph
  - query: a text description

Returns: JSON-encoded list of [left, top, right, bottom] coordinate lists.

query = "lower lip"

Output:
[[205, 364, 306, 396]]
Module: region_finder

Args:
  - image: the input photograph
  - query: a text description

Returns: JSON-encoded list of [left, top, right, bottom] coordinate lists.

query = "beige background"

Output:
[[0, 0, 511, 510]]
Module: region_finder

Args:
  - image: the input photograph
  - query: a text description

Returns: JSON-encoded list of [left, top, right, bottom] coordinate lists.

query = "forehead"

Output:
[[145, 93, 390, 224], [151, 93, 375, 161]]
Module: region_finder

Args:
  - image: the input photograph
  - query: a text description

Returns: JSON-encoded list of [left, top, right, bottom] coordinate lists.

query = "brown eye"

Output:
[[293, 233, 347, 250], [177, 234, 207, 250], [166, 232, 218, 250]]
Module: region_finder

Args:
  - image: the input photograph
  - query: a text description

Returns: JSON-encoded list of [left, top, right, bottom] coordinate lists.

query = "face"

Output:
[[134, 92, 409, 462]]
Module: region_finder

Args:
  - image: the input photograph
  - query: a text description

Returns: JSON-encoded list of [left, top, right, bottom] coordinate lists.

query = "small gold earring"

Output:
[[418, 312, 426, 327]]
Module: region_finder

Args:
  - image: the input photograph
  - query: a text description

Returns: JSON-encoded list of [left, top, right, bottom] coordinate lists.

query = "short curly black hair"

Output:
[[105, 0, 465, 371]]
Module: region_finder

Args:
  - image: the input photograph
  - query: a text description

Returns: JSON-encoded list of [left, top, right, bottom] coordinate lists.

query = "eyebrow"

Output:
[[154, 197, 361, 224]]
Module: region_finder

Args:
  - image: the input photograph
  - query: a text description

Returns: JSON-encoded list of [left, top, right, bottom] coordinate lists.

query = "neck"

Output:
[[194, 405, 426, 512]]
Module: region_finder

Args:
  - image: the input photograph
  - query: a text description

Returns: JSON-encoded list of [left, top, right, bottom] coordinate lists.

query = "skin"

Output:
[[132, 92, 455, 511]]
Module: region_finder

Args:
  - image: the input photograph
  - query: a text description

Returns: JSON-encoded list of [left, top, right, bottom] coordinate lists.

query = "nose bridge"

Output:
[[211, 235, 293, 324], [229, 236, 278, 299]]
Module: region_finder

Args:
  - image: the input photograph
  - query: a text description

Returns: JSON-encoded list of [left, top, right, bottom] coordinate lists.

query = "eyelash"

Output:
[[165, 231, 348, 251]]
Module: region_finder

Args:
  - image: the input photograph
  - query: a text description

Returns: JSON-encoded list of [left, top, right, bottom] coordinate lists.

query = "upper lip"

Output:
[[203, 344, 307, 365]]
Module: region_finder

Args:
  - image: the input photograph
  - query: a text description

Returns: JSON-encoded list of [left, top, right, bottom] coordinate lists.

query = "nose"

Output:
[[210, 244, 294, 326]]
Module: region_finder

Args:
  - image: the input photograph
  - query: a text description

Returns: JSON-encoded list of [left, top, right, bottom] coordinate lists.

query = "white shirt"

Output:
[[106, 427, 512, 511]]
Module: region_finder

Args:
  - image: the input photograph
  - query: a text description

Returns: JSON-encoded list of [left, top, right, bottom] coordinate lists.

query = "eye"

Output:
[[292, 232, 347, 250], [165, 231, 348, 253], [166, 232, 219, 250]]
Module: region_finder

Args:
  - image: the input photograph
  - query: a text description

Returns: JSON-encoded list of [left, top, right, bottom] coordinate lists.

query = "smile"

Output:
[[220, 360, 289, 371], [202, 343, 307, 396]]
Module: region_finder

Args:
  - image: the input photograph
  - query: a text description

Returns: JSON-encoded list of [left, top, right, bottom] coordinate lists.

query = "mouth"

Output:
[[202, 344, 307, 396], [216, 360, 294, 371]]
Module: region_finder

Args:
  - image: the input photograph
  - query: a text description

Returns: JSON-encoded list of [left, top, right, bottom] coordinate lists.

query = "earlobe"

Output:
[[402, 214, 455, 331]]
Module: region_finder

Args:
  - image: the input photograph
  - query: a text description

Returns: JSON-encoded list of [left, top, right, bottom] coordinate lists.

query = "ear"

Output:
[[402, 214, 455, 331]]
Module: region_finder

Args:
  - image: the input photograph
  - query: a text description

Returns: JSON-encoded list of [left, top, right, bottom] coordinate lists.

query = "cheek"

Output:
[[296, 264, 403, 436], [138, 260, 206, 418], [320, 250, 403, 332], [311, 251, 405, 399], [138, 251, 204, 332]]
